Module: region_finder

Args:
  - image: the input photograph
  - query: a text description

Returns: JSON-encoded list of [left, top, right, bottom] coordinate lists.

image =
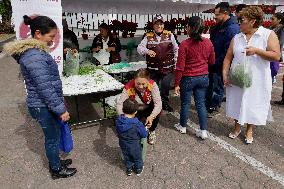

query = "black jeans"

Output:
[[136, 106, 160, 132], [206, 72, 224, 109], [148, 69, 174, 106]]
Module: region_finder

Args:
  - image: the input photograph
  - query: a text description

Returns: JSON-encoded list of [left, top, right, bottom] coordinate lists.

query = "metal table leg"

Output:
[[75, 96, 80, 122], [102, 98, 107, 118]]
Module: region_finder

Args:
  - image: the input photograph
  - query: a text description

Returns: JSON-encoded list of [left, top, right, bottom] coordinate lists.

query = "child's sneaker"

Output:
[[126, 168, 133, 176], [174, 123, 186, 134], [196, 130, 208, 140], [135, 166, 144, 176]]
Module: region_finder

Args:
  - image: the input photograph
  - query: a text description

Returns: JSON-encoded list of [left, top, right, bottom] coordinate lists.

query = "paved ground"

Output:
[[0, 54, 284, 189]]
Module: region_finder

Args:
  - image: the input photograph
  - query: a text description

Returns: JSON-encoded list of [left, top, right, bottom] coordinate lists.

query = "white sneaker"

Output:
[[174, 123, 186, 134], [196, 130, 208, 140]]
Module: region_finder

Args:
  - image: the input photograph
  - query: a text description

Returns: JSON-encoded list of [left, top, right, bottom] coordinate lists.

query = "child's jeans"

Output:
[[121, 143, 143, 170], [120, 138, 147, 165]]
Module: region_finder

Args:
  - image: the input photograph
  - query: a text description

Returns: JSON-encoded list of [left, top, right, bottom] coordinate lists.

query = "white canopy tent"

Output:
[[62, 0, 283, 14]]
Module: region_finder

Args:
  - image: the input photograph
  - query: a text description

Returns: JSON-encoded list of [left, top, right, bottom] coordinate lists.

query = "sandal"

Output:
[[245, 137, 254, 144], [228, 130, 241, 139], [245, 131, 254, 144]]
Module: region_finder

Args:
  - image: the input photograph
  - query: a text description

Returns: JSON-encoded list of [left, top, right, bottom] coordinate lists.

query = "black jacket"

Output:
[[63, 29, 79, 50], [91, 34, 122, 64]]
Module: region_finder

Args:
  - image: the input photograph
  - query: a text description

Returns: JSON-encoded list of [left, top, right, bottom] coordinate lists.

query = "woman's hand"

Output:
[[174, 86, 180, 96], [72, 49, 78, 54], [246, 46, 259, 56], [93, 47, 101, 52], [145, 116, 154, 128], [147, 50, 156, 57], [60, 111, 70, 122], [63, 48, 68, 54], [223, 73, 231, 87], [106, 47, 115, 52]]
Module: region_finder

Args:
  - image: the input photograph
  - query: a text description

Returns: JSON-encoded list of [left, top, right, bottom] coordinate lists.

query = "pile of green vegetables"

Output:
[[79, 64, 103, 75], [229, 65, 252, 88]]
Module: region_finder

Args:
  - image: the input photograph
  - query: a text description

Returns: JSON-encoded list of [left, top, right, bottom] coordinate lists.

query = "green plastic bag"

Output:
[[108, 61, 131, 70], [229, 55, 252, 88], [63, 49, 80, 77]]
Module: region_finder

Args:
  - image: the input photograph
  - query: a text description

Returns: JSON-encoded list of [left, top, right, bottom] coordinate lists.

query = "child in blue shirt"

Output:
[[116, 98, 148, 176]]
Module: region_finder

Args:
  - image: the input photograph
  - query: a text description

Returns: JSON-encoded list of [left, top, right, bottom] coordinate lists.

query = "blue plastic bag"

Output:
[[270, 62, 280, 78], [58, 120, 73, 153]]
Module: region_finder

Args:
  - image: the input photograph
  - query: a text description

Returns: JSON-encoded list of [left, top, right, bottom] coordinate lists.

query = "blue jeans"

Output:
[[180, 75, 209, 130], [121, 145, 143, 170], [28, 107, 61, 170], [206, 72, 224, 109]]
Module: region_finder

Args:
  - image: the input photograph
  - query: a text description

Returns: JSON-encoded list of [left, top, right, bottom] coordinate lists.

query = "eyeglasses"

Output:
[[237, 18, 246, 24]]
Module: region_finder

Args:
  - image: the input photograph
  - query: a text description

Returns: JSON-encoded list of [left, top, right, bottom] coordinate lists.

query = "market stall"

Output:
[[61, 69, 124, 128], [10, 0, 283, 128], [62, 0, 281, 14]]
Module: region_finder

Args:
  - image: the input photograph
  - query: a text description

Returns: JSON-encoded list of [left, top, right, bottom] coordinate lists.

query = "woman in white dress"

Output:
[[223, 6, 281, 144]]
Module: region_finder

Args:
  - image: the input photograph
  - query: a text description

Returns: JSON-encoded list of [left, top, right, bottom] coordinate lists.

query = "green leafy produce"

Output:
[[79, 65, 103, 75], [229, 64, 252, 88]]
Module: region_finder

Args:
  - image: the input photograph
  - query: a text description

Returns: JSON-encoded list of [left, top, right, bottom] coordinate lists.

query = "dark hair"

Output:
[[99, 23, 109, 30], [274, 12, 284, 25], [134, 68, 150, 79], [122, 98, 139, 115], [236, 4, 247, 13], [187, 16, 204, 42], [215, 2, 230, 14], [23, 15, 57, 37], [240, 6, 264, 28]]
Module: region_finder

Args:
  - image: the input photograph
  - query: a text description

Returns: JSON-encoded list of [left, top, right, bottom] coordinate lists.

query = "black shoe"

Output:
[[207, 107, 220, 118], [60, 159, 72, 167], [135, 166, 144, 176], [162, 104, 173, 112], [50, 167, 77, 180], [126, 168, 133, 176]]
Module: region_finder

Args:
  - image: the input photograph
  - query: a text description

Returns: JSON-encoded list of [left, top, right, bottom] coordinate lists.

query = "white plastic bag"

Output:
[[229, 51, 252, 88], [93, 49, 110, 65]]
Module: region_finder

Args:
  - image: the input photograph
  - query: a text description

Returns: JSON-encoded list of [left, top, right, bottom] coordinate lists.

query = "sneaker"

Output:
[[126, 168, 133, 176], [174, 123, 186, 134], [148, 131, 156, 145], [135, 166, 144, 176], [273, 76, 277, 84], [196, 130, 208, 140]]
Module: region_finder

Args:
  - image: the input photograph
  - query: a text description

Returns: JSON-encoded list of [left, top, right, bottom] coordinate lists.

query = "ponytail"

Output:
[[23, 15, 57, 37], [187, 16, 204, 42]]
